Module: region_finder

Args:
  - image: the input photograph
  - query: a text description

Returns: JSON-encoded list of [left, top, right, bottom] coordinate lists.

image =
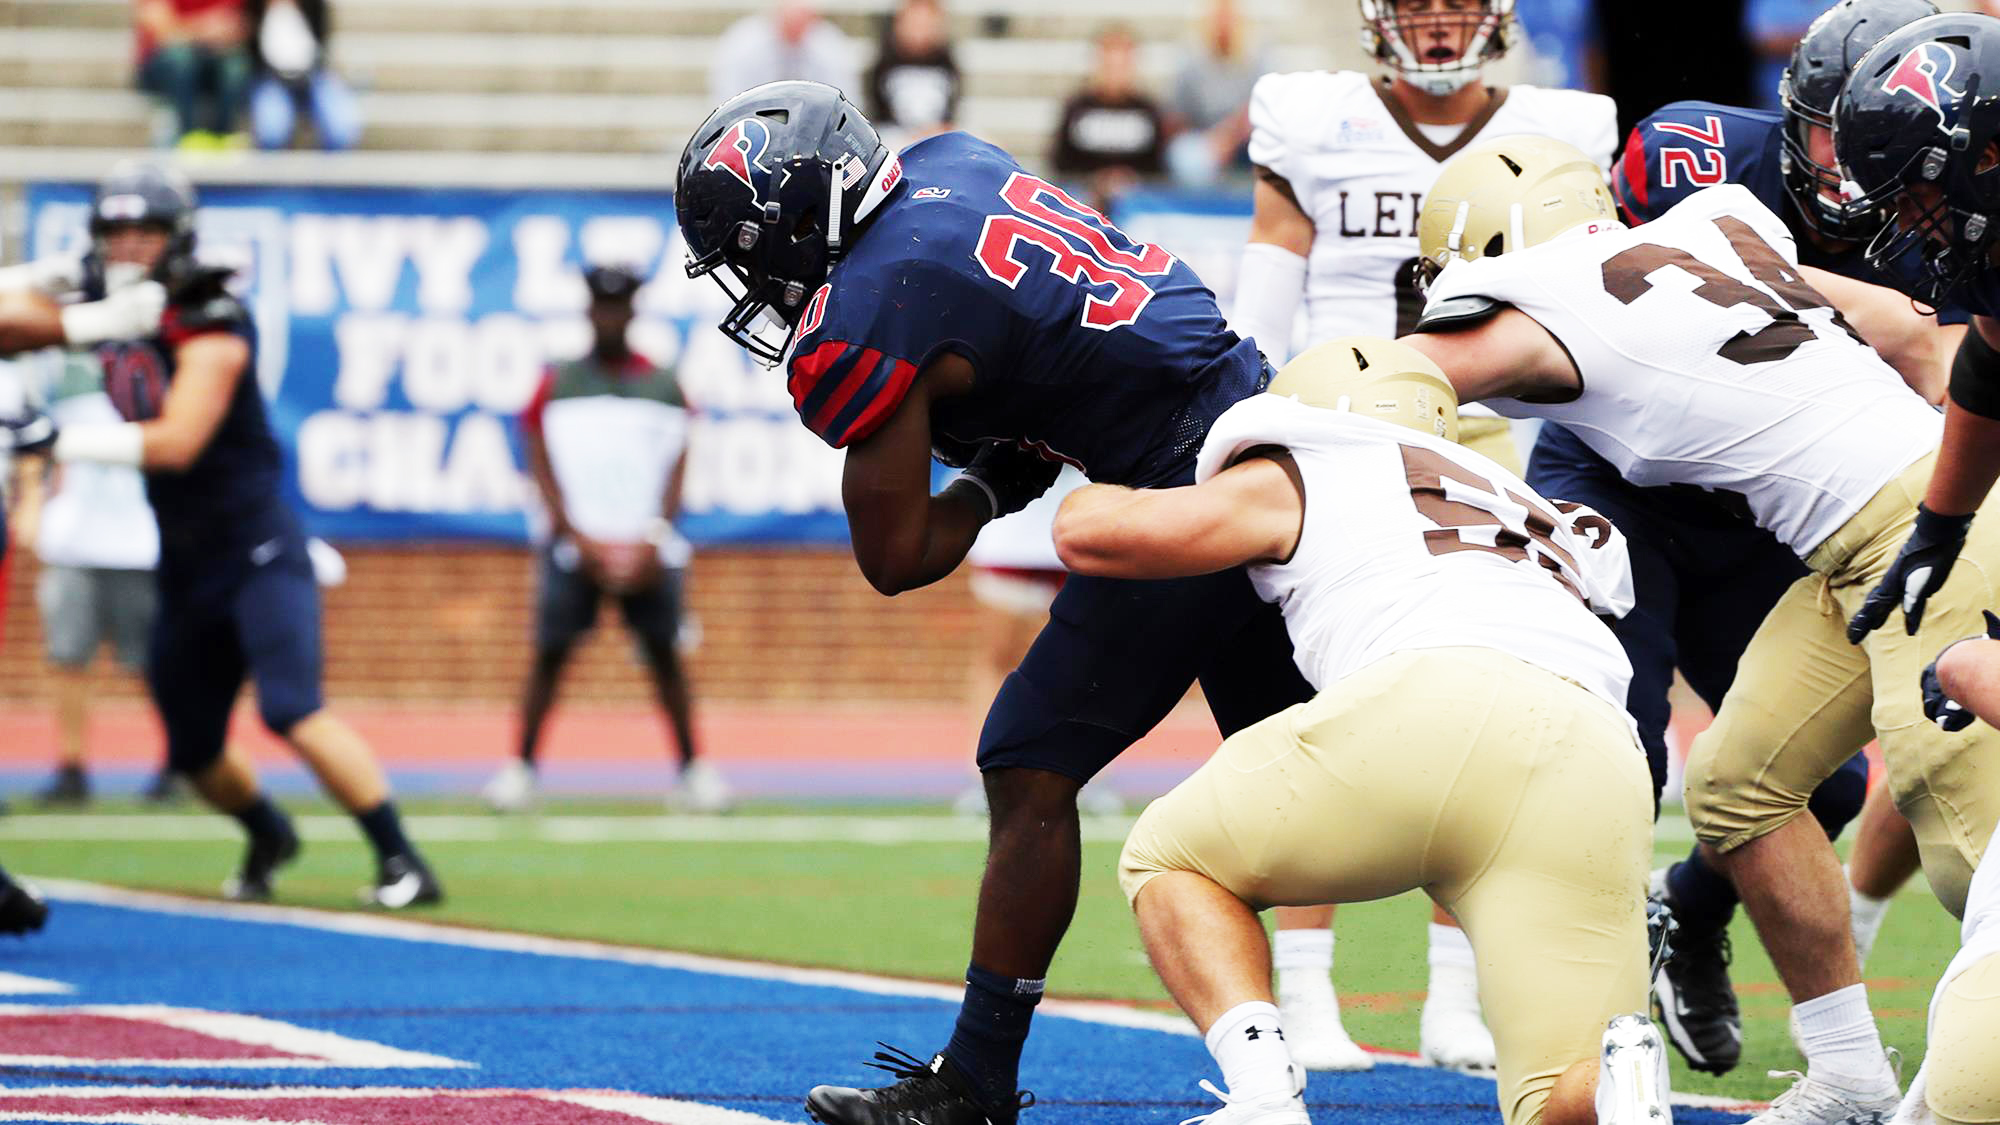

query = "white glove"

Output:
[[59, 280, 167, 346]]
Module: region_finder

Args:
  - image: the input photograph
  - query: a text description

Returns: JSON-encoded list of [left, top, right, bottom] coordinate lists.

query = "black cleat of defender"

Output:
[[1649, 879, 1742, 1075], [366, 853, 443, 910], [222, 821, 302, 903], [806, 1045, 1033, 1125], [0, 879, 49, 936]]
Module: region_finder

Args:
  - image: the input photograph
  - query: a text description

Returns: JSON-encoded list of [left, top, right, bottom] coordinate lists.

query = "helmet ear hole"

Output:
[[1483, 232, 1506, 258]]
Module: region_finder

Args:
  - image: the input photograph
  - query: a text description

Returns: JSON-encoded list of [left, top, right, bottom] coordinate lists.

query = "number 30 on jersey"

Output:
[[973, 173, 1175, 331]]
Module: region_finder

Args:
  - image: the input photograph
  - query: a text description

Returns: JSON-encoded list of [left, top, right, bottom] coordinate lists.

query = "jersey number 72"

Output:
[[973, 173, 1176, 331]]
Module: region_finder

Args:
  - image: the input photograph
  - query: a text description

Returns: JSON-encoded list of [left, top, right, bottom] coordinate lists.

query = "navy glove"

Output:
[[3, 407, 56, 457], [1921, 609, 2000, 732], [960, 442, 1062, 521], [1847, 505, 1976, 642]]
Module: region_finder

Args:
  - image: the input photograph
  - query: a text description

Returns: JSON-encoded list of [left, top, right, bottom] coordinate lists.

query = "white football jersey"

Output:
[[1422, 183, 1943, 557], [1196, 394, 1635, 711], [1249, 70, 1618, 347]]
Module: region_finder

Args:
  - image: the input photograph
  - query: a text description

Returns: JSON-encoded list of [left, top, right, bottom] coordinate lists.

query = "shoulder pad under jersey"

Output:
[[1414, 294, 1509, 334]]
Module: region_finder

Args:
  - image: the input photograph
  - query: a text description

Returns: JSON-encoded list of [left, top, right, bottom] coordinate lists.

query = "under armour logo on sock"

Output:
[[1243, 1025, 1284, 1041]]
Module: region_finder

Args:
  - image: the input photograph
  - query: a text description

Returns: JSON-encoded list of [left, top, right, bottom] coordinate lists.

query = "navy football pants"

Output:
[[151, 530, 326, 774], [976, 565, 1313, 781]]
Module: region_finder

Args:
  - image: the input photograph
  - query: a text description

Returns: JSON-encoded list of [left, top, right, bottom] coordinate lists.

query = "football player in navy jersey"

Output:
[[1518, 0, 1942, 1079], [0, 161, 441, 910], [677, 82, 1311, 1125]]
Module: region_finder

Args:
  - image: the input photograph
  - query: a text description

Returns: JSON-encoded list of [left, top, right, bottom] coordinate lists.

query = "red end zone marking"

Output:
[[0, 1014, 299, 1061]]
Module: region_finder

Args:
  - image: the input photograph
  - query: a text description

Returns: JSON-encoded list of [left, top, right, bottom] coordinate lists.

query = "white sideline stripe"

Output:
[[0, 1087, 792, 1125], [0, 814, 1702, 846], [32, 880, 1764, 1112], [0, 1005, 469, 1070], [0, 973, 72, 996]]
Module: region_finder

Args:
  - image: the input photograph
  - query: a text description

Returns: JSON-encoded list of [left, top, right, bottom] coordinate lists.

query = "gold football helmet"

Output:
[[1270, 336, 1459, 443], [1415, 134, 1616, 286]]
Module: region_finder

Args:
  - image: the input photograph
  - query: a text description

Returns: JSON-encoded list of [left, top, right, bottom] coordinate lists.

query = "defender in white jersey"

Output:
[[1232, 0, 1618, 1073], [1052, 337, 1668, 1125], [1405, 133, 2000, 1124]]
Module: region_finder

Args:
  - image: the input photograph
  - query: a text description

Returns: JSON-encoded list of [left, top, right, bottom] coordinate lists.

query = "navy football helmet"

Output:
[[88, 159, 198, 285], [1779, 0, 1937, 240], [675, 81, 896, 365], [1836, 12, 2000, 303]]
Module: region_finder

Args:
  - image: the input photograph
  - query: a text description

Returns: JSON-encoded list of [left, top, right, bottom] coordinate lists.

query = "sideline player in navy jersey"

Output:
[[0, 161, 441, 910], [1520, 0, 1943, 1078], [676, 82, 1311, 1125]]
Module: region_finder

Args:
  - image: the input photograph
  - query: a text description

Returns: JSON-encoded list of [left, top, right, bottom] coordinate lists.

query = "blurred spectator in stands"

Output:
[[485, 265, 730, 816], [134, 0, 251, 150], [1052, 25, 1167, 214], [1591, 0, 1752, 135], [245, 0, 362, 150], [7, 350, 175, 808], [1513, 0, 1596, 89], [1745, 0, 1822, 109], [710, 0, 860, 108], [1165, 0, 1265, 187], [867, 0, 961, 147]]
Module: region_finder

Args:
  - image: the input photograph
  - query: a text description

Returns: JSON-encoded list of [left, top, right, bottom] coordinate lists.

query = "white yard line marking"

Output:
[[0, 974, 72, 996], [30, 880, 1765, 1111], [0, 813, 1706, 846], [0, 1086, 796, 1125], [0, 1005, 470, 1070]]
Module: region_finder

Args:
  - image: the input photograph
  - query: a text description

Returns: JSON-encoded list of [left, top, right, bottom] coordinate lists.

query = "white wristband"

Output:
[[58, 281, 166, 346], [956, 474, 999, 521], [1232, 241, 1308, 367], [54, 421, 145, 467]]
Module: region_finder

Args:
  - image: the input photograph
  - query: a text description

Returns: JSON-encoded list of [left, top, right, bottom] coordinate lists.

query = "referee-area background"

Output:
[[1, 0, 1990, 804]]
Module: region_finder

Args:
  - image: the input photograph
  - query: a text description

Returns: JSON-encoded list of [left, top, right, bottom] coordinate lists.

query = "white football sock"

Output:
[[1427, 922, 1481, 1010], [1273, 927, 1335, 1000], [1848, 877, 1892, 971], [1205, 1001, 1299, 1104], [1794, 983, 1896, 1091]]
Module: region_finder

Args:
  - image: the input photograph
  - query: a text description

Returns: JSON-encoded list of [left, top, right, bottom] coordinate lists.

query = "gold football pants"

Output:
[[1685, 452, 2000, 917], [1120, 647, 1652, 1125]]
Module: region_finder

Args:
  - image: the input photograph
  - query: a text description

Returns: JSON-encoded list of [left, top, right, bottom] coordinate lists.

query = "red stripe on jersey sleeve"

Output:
[[807, 346, 887, 438], [1614, 126, 1649, 224], [518, 368, 556, 436], [787, 339, 853, 416], [832, 357, 920, 448]]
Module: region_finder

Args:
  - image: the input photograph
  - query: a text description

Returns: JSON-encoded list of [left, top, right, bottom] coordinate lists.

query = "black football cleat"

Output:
[[0, 879, 48, 936], [365, 853, 443, 910], [222, 821, 302, 903], [807, 1045, 1032, 1125], [1649, 872, 1742, 1076], [36, 765, 88, 808], [140, 769, 188, 805]]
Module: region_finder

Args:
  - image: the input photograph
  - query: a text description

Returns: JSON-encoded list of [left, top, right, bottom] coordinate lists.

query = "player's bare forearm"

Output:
[[0, 291, 68, 357], [1936, 638, 2000, 726], [1402, 309, 1581, 404], [1054, 459, 1301, 579], [524, 429, 572, 537], [1802, 265, 1954, 403], [143, 335, 250, 471], [1924, 401, 2000, 517]]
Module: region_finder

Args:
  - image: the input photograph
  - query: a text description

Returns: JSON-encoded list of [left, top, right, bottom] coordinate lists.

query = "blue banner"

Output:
[[26, 183, 849, 544]]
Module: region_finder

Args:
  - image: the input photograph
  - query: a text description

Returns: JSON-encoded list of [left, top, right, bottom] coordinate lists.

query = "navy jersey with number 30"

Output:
[[784, 132, 1266, 487]]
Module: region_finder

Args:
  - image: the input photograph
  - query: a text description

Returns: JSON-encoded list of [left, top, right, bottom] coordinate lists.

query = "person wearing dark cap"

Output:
[[485, 264, 728, 815]]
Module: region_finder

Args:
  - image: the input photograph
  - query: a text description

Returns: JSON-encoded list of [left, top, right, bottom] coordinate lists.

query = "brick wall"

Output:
[[0, 546, 983, 705]]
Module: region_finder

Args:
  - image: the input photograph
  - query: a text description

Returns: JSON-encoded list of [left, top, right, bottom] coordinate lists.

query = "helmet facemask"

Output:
[[1857, 142, 2000, 305], [1361, 0, 1514, 97], [1780, 72, 1885, 242]]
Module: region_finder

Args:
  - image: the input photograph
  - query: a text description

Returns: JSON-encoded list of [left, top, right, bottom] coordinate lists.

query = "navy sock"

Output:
[[943, 963, 1044, 1107], [354, 801, 412, 861], [1665, 850, 1739, 936], [231, 796, 291, 841]]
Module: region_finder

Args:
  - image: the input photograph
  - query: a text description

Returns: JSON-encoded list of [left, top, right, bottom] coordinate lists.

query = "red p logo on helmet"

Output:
[[1882, 42, 1962, 123], [701, 118, 773, 193]]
